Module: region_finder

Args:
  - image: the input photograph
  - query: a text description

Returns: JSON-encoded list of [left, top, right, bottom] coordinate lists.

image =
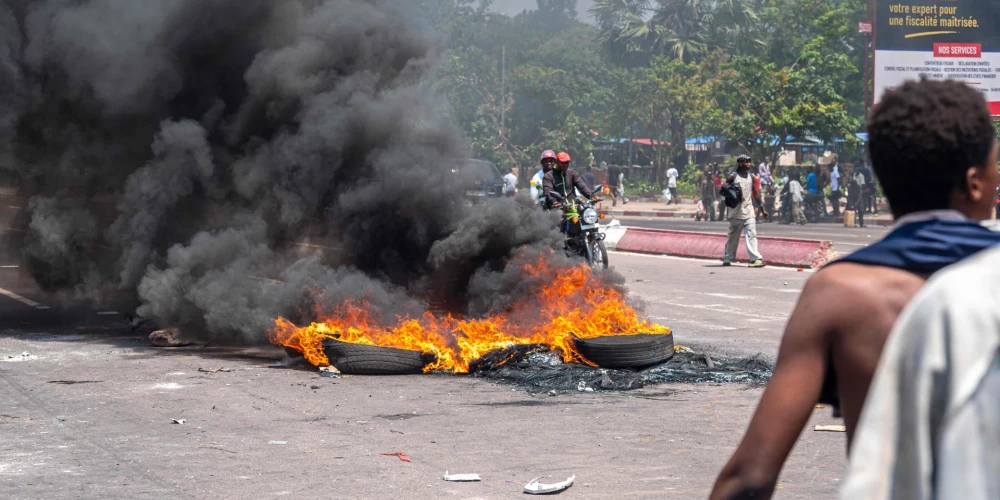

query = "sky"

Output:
[[489, 0, 597, 21]]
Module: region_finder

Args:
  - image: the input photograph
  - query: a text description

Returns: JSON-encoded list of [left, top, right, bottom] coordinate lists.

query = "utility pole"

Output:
[[500, 46, 505, 137], [627, 122, 633, 168]]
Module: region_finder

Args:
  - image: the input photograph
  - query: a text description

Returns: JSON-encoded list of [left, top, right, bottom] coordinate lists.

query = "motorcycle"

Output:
[[803, 192, 826, 223], [547, 192, 609, 271]]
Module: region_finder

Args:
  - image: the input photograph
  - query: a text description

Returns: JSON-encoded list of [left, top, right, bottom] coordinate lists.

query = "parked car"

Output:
[[459, 159, 505, 201]]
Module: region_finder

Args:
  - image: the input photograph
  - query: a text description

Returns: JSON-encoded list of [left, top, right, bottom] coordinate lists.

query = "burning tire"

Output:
[[573, 333, 674, 369], [322, 339, 432, 375]]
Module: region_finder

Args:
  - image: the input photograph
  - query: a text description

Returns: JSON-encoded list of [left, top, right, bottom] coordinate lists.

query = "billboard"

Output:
[[874, 1, 1000, 115]]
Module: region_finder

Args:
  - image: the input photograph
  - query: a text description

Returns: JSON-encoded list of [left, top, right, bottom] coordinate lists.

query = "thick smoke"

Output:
[[0, 0, 624, 343]]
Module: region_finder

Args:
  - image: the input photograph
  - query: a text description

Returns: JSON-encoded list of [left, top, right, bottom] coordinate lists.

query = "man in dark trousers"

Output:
[[582, 165, 597, 193], [606, 164, 620, 206], [699, 166, 717, 221], [710, 79, 1000, 500]]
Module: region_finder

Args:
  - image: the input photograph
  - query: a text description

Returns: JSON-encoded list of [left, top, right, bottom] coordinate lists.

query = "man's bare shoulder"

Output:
[[802, 263, 926, 315]]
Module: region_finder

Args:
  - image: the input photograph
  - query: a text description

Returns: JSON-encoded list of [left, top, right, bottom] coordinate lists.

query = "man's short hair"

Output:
[[868, 79, 996, 216]]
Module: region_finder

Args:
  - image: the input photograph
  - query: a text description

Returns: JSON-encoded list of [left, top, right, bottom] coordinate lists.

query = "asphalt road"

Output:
[[0, 254, 845, 499], [613, 216, 890, 254]]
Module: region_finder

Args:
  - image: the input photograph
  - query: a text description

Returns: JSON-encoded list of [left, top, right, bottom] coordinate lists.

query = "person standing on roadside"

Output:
[[582, 165, 597, 194], [829, 160, 842, 216], [503, 167, 518, 197], [849, 166, 867, 227], [711, 78, 1000, 500], [607, 163, 621, 206], [665, 164, 679, 205], [714, 164, 726, 221], [787, 171, 806, 225], [758, 157, 774, 187], [699, 166, 717, 222], [722, 155, 767, 267]]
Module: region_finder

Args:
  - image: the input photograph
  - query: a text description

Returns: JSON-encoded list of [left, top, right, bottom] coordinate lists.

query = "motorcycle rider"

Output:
[[543, 152, 596, 215], [530, 150, 557, 204]]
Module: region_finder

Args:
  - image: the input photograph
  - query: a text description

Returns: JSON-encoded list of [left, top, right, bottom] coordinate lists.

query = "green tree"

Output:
[[718, 51, 860, 163]]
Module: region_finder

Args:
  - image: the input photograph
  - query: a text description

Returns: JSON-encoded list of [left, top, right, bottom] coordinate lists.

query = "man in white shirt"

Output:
[[787, 172, 806, 225], [503, 168, 518, 197], [665, 165, 679, 205], [842, 243, 1000, 500], [829, 163, 842, 216], [757, 159, 774, 186]]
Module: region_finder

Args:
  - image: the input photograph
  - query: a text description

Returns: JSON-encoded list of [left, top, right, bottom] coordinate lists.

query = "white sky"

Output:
[[489, 0, 597, 21]]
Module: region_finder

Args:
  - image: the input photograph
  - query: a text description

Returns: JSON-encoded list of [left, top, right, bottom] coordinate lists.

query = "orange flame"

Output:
[[269, 253, 670, 373]]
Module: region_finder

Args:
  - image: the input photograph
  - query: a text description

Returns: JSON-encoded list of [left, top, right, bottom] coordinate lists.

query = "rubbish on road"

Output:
[[268, 440, 288, 445], [172, 419, 186, 424], [47, 380, 101, 385], [815, 404, 826, 409], [319, 365, 342, 378], [797, 268, 804, 272], [814, 425, 846, 432], [442, 471, 481, 482], [149, 328, 193, 347], [3, 352, 37, 362], [674, 345, 694, 354], [381, 452, 411, 462], [198, 367, 232, 373], [546, 390, 557, 396], [524, 475, 575, 495], [577, 381, 587, 392], [704, 355, 715, 370], [633, 279, 652, 283]]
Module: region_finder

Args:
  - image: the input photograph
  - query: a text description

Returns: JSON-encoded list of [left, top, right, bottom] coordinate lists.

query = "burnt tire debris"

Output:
[[322, 338, 434, 375], [573, 333, 675, 369], [468, 344, 772, 392]]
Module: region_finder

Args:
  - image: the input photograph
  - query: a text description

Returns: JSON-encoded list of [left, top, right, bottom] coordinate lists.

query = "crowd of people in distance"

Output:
[[695, 156, 879, 227]]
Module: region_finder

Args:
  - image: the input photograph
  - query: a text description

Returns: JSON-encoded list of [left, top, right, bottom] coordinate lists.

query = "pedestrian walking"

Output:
[[607, 164, 620, 206], [722, 155, 766, 267], [665, 165, 679, 205]]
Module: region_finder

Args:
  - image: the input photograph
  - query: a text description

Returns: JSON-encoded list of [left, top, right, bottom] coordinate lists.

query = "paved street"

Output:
[[0, 252, 847, 499]]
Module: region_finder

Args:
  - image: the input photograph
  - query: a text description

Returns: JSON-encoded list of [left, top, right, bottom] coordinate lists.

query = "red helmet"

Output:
[[556, 152, 571, 163], [540, 150, 556, 163]]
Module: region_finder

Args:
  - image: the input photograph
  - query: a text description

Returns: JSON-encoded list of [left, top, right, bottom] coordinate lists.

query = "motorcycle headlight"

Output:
[[582, 208, 599, 225]]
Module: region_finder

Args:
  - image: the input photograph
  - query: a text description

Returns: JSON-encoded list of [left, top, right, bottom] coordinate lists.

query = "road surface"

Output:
[[0, 253, 845, 499]]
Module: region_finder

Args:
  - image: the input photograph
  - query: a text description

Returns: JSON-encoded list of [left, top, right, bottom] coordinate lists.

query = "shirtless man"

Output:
[[710, 79, 1000, 499]]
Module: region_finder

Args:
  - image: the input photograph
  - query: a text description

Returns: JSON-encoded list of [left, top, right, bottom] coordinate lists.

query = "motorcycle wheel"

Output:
[[588, 239, 609, 271]]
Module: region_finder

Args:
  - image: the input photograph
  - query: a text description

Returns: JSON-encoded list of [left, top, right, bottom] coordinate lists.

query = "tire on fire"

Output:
[[322, 338, 433, 375], [573, 333, 674, 369]]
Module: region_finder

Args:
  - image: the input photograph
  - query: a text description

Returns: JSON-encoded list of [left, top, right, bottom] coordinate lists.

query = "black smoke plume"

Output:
[[0, 0, 627, 343]]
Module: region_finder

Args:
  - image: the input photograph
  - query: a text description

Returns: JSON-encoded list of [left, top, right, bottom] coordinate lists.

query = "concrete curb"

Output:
[[608, 226, 839, 269], [599, 209, 696, 219]]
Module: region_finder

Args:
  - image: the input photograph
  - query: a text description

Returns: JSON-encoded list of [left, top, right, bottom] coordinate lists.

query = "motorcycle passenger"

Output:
[[530, 150, 557, 205]]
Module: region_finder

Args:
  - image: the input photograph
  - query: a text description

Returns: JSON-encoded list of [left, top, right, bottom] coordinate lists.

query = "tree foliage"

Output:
[[424, 0, 869, 178]]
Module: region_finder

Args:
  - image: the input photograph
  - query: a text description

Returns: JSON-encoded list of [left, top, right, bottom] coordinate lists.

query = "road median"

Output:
[[606, 226, 839, 269]]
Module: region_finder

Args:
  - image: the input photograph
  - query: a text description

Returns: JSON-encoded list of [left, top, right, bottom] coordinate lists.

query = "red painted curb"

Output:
[[615, 227, 838, 268]]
